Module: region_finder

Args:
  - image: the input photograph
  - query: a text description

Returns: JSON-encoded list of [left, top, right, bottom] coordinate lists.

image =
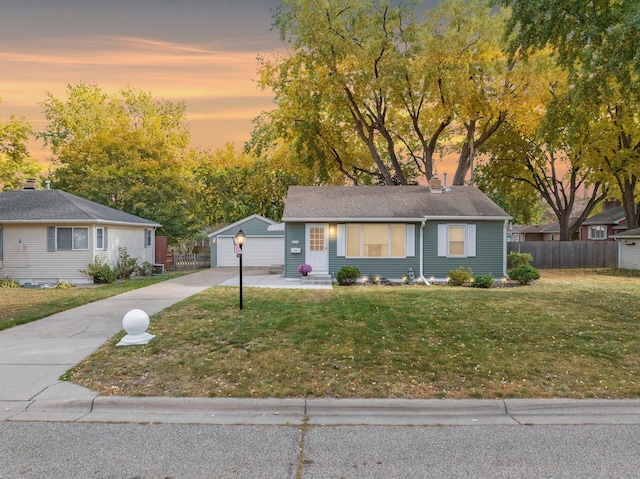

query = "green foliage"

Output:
[[0, 279, 21, 288], [336, 266, 360, 286], [137, 261, 154, 277], [448, 267, 473, 286], [508, 265, 541, 285], [0, 107, 42, 191], [116, 247, 139, 280], [80, 257, 117, 284], [261, 0, 514, 186], [507, 252, 533, 267], [40, 83, 199, 242], [472, 274, 494, 289]]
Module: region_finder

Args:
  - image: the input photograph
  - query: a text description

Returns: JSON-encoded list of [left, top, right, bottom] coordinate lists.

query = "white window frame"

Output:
[[54, 227, 89, 251], [438, 224, 476, 258], [588, 225, 606, 240], [0, 225, 3, 260], [144, 229, 152, 248], [96, 227, 105, 250]]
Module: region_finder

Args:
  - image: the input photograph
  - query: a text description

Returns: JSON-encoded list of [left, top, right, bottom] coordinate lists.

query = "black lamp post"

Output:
[[234, 229, 246, 310]]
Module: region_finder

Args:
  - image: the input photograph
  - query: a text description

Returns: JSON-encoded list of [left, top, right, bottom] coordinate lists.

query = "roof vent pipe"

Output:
[[45, 180, 51, 190]]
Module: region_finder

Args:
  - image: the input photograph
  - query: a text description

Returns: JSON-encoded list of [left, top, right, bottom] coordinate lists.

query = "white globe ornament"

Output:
[[116, 309, 155, 346]]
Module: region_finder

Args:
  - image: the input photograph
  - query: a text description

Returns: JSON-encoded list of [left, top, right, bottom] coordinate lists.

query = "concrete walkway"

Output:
[[2, 268, 640, 425]]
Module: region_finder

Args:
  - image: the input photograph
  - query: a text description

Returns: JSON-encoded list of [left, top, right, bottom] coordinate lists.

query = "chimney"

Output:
[[603, 199, 621, 210], [429, 174, 442, 193], [23, 178, 37, 190]]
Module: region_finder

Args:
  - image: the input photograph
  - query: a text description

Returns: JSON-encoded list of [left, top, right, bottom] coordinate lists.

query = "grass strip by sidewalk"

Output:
[[69, 269, 640, 400], [0, 272, 192, 331]]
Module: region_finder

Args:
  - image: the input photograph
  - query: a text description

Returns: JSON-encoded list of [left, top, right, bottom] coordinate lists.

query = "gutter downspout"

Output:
[[503, 220, 508, 277], [420, 219, 430, 285]]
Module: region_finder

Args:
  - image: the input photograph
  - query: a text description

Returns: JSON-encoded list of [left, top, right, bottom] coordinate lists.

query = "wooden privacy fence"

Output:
[[507, 242, 618, 269], [170, 252, 210, 271]]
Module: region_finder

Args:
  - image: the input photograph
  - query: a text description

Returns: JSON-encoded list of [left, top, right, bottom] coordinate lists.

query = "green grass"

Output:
[[0, 272, 192, 331], [69, 269, 640, 399]]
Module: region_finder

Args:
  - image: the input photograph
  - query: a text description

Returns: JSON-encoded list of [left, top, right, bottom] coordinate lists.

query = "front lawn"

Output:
[[69, 269, 640, 399], [0, 272, 191, 331]]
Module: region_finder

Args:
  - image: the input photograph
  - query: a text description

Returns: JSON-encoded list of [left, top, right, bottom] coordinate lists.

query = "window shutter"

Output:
[[437, 224, 447, 257], [0, 226, 3, 260], [466, 224, 476, 257], [47, 226, 56, 251], [104, 227, 108, 250], [405, 224, 415, 257], [336, 224, 346, 257]]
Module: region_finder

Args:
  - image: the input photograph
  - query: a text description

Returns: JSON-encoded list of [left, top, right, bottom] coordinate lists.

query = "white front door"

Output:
[[305, 223, 328, 274]]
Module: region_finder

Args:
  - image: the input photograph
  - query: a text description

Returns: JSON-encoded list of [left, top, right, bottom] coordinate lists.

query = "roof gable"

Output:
[[207, 214, 278, 237], [282, 186, 510, 221], [0, 190, 161, 226]]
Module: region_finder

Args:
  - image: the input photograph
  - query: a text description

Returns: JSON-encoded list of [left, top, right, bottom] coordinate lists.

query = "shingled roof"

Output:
[[282, 186, 510, 221], [0, 189, 161, 226]]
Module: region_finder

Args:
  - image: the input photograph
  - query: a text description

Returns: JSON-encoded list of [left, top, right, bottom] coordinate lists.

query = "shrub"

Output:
[[0, 279, 21, 288], [508, 264, 540, 284], [80, 257, 117, 284], [472, 274, 494, 288], [448, 266, 473, 286], [337, 266, 360, 285], [56, 282, 74, 289], [137, 261, 154, 277], [116, 247, 139, 280], [507, 251, 533, 267]]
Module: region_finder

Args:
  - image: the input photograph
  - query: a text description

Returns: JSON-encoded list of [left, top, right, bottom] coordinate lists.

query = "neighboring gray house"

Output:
[[0, 188, 161, 284], [208, 214, 284, 267], [281, 185, 511, 282], [613, 227, 640, 270]]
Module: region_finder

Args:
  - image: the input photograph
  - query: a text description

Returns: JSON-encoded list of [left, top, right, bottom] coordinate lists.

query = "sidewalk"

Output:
[[2, 268, 640, 425]]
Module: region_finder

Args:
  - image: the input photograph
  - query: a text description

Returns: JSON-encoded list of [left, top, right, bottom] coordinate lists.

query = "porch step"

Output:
[[301, 273, 333, 285]]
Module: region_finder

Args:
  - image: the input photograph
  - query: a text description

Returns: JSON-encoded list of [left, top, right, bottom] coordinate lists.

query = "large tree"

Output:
[[0, 104, 41, 191], [40, 83, 199, 242], [501, 0, 640, 228], [255, 0, 519, 185]]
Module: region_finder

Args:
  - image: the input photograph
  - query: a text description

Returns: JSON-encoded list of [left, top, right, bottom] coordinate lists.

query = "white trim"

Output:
[[406, 224, 415, 257], [283, 215, 511, 222], [3, 219, 161, 227]]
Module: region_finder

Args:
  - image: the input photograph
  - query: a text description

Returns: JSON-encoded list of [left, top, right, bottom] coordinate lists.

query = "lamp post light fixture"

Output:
[[234, 229, 246, 310]]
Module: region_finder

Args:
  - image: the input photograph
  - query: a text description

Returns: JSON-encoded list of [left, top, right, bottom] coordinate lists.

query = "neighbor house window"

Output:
[[47, 227, 89, 251], [588, 225, 606, 240], [437, 224, 476, 258], [144, 229, 152, 247], [96, 227, 108, 250], [345, 224, 406, 258]]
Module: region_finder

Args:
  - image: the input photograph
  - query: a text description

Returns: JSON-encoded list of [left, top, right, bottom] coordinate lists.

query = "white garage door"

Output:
[[217, 236, 284, 267]]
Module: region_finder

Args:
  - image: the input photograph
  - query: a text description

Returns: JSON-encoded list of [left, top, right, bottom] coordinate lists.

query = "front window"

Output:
[[588, 225, 606, 240], [346, 224, 405, 258], [448, 225, 466, 256], [57, 227, 89, 250]]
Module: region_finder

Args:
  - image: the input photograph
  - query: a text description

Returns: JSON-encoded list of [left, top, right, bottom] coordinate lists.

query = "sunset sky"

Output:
[[0, 0, 283, 160], [1, 0, 440, 162]]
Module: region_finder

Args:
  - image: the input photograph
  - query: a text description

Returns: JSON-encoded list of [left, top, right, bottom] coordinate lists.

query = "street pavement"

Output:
[[1, 268, 640, 477]]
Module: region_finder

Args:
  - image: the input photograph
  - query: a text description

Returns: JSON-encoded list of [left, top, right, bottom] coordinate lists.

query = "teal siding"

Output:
[[285, 223, 306, 277], [423, 220, 505, 279], [210, 240, 217, 267], [328, 223, 420, 280]]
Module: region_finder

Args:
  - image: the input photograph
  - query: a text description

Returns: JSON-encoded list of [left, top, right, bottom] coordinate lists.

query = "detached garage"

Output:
[[614, 227, 640, 270], [209, 214, 284, 268]]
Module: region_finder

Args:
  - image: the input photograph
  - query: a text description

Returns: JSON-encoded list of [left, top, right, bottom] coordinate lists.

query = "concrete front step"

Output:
[[301, 274, 333, 285]]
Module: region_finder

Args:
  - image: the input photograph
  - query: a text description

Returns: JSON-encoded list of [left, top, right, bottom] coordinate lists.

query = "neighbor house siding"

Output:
[[423, 221, 505, 279], [284, 223, 306, 277], [328, 222, 420, 280], [1, 224, 93, 283], [104, 225, 155, 267]]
